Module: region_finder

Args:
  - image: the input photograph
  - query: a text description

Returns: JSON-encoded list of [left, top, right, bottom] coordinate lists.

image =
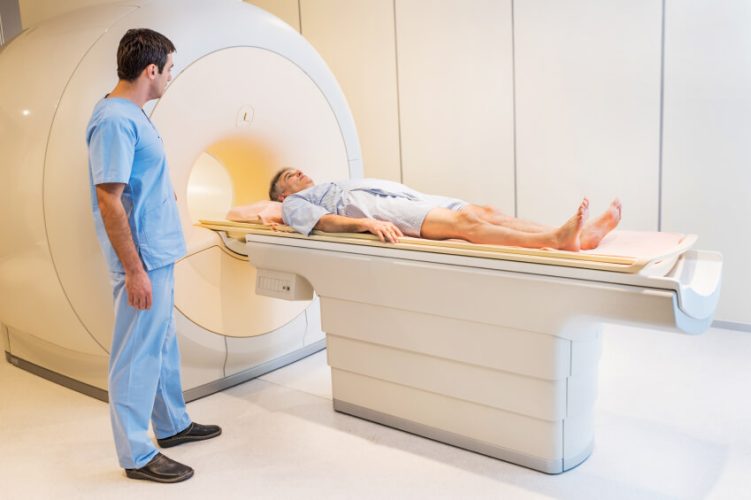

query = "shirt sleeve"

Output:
[[282, 194, 331, 236], [88, 116, 137, 185]]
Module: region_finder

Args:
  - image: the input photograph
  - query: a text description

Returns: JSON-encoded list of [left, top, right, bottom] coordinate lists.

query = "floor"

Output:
[[1, 324, 750, 500]]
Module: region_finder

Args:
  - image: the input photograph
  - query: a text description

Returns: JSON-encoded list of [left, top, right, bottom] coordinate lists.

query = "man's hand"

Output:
[[362, 219, 403, 243], [315, 214, 403, 243], [125, 269, 152, 310]]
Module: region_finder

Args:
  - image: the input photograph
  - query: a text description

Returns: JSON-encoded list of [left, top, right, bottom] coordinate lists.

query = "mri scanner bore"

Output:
[[0, 0, 362, 401]]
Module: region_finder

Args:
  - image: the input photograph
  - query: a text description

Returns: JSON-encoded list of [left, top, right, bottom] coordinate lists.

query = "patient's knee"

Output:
[[466, 204, 503, 220], [455, 210, 484, 235]]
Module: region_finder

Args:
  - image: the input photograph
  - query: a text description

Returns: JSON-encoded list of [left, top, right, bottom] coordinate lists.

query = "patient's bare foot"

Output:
[[580, 198, 621, 250], [555, 198, 588, 251]]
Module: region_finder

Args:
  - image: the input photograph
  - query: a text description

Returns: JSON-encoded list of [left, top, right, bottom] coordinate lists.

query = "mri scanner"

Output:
[[0, 0, 723, 475], [0, 0, 359, 400]]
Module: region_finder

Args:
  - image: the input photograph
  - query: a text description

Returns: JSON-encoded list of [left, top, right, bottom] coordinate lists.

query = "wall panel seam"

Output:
[[297, 0, 303, 34], [658, 0, 666, 231], [393, 0, 404, 183], [511, 0, 518, 218]]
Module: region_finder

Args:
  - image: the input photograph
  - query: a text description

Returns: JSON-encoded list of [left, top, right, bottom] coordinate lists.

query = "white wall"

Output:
[[300, 0, 401, 182], [662, 0, 751, 325], [18, 0, 750, 327], [515, 0, 662, 229], [395, 0, 515, 209], [245, 0, 299, 32]]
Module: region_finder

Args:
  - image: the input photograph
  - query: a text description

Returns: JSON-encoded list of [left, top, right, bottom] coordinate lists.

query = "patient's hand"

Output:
[[363, 219, 403, 243]]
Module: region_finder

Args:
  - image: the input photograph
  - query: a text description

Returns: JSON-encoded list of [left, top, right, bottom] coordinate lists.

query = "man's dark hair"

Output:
[[269, 168, 292, 201], [117, 28, 175, 81]]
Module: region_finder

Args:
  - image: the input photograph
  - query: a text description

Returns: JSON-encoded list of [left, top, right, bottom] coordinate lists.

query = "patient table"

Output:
[[201, 220, 722, 473]]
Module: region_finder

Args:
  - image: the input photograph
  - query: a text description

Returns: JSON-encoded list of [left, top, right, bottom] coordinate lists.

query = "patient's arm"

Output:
[[315, 214, 403, 243]]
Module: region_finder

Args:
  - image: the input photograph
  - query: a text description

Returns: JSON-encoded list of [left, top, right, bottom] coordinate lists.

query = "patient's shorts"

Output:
[[341, 190, 469, 237]]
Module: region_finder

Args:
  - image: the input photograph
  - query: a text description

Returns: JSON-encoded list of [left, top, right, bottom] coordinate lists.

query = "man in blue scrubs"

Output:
[[87, 29, 221, 483]]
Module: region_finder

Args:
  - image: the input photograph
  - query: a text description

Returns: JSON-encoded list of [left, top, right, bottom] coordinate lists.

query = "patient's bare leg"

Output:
[[421, 199, 588, 250], [580, 198, 622, 250], [462, 205, 552, 233]]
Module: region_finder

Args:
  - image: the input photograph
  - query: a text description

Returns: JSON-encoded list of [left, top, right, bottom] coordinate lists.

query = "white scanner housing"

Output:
[[0, 0, 361, 400]]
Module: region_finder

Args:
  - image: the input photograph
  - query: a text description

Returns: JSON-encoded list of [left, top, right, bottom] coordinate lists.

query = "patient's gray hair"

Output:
[[268, 167, 292, 201]]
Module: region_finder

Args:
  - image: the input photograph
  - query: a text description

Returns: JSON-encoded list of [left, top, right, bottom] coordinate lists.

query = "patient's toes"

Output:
[[602, 198, 622, 227], [580, 199, 622, 250], [612, 198, 622, 222], [579, 199, 590, 224]]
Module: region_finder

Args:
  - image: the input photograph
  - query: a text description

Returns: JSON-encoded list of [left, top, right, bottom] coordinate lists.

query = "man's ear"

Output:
[[145, 63, 157, 80]]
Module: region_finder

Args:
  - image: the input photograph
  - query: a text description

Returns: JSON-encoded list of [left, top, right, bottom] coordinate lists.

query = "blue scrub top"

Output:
[[87, 97, 186, 273]]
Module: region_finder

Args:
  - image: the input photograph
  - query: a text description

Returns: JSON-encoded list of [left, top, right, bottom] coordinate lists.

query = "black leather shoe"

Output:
[[125, 453, 193, 483], [157, 422, 222, 448]]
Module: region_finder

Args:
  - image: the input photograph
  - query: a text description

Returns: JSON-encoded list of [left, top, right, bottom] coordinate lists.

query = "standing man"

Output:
[[87, 29, 221, 483]]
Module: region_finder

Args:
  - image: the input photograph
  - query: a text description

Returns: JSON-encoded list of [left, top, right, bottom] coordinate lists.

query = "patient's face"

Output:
[[279, 169, 314, 198]]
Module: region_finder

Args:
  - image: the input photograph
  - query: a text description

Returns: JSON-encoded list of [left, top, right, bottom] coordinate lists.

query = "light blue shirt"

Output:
[[87, 97, 186, 273], [282, 178, 425, 235]]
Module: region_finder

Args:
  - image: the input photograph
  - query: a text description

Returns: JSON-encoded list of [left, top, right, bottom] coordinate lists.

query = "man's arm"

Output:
[[96, 183, 152, 310], [315, 214, 403, 243]]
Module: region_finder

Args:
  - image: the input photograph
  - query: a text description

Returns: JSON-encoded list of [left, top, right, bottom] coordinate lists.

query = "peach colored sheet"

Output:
[[581, 230, 688, 258]]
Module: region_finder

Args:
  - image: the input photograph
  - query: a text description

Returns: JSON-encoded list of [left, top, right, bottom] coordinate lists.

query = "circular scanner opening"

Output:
[[187, 136, 280, 222], [148, 45, 352, 339]]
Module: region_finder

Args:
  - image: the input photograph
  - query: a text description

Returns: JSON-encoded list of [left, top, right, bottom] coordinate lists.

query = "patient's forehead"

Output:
[[281, 168, 298, 184]]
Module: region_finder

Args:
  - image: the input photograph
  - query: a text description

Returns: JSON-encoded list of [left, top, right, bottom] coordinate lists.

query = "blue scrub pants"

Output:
[[108, 264, 191, 469]]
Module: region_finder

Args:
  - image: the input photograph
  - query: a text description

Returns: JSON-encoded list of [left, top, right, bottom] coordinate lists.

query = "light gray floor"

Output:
[[1, 324, 750, 500]]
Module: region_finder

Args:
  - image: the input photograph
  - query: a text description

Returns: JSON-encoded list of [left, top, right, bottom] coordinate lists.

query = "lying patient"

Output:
[[269, 168, 621, 251]]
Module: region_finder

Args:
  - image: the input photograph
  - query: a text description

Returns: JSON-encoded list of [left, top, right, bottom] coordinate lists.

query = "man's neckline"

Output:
[[104, 94, 143, 108]]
